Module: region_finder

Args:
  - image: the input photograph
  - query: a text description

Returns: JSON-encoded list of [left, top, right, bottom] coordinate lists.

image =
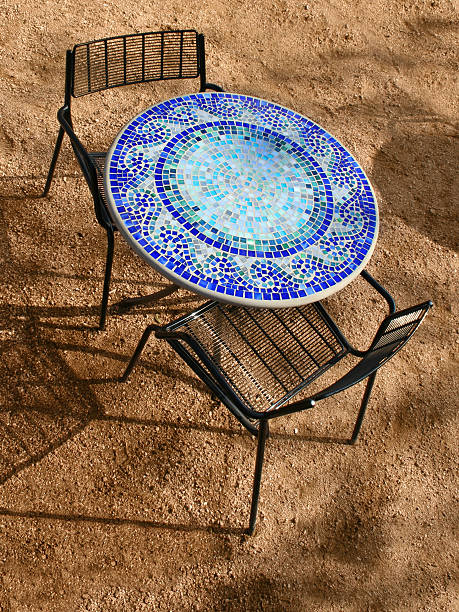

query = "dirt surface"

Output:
[[0, 0, 458, 610]]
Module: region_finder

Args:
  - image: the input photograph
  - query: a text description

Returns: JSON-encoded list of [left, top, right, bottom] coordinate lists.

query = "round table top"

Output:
[[105, 92, 378, 307]]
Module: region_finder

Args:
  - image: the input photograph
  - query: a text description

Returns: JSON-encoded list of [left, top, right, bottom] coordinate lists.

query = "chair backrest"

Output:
[[70, 30, 205, 98], [369, 301, 433, 354], [313, 300, 433, 401]]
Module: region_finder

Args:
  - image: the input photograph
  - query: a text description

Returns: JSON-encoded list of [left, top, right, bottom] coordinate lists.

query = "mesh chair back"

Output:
[[313, 300, 433, 400], [370, 301, 432, 353], [72, 30, 201, 97]]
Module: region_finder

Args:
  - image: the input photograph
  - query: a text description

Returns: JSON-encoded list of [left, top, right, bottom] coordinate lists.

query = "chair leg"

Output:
[[248, 419, 269, 535], [350, 372, 377, 444], [98, 227, 115, 331], [121, 323, 158, 382], [42, 126, 65, 197]]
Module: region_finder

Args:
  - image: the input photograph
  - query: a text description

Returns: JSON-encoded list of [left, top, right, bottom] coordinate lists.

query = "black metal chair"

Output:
[[42, 30, 223, 330], [121, 270, 432, 534]]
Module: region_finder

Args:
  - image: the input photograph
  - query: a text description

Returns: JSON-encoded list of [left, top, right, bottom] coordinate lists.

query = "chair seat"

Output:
[[165, 301, 348, 413]]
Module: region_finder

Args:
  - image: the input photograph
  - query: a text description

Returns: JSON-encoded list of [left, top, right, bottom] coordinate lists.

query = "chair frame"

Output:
[[42, 30, 223, 330], [121, 270, 432, 534]]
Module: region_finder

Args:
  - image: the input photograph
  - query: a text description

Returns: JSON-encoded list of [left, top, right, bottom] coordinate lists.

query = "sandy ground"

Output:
[[0, 0, 458, 610]]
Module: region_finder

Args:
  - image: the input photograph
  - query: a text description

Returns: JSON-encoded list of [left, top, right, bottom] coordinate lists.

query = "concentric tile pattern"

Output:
[[106, 93, 378, 305]]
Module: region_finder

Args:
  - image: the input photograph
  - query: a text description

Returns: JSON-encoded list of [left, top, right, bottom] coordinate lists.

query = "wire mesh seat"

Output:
[[164, 301, 348, 415], [42, 30, 223, 330], [122, 270, 432, 533]]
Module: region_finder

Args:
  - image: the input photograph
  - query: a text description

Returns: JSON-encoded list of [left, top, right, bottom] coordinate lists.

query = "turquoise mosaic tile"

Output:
[[105, 93, 378, 305]]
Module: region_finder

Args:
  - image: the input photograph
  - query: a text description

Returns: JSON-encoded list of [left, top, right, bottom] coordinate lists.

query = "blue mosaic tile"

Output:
[[105, 93, 378, 306]]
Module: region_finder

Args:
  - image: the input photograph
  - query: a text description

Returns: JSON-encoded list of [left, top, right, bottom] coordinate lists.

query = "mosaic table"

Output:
[[104, 93, 378, 307]]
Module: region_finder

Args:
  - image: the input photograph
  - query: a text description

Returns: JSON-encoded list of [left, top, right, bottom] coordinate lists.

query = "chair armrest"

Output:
[[325, 271, 397, 357], [57, 105, 87, 155], [261, 398, 316, 419], [360, 270, 396, 314], [57, 105, 113, 230]]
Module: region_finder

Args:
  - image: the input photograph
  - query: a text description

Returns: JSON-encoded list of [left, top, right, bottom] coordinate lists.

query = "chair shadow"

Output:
[[0, 287, 351, 543], [0, 346, 101, 486], [96, 412, 352, 445], [0, 330, 349, 493], [0, 171, 81, 200], [0, 506, 246, 536], [0, 309, 247, 535], [0, 284, 199, 333]]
